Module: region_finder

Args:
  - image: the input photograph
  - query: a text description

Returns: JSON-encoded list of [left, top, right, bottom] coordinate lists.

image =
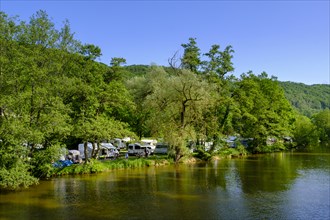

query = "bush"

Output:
[[194, 149, 212, 161], [31, 144, 66, 178], [217, 147, 241, 157], [0, 161, 38, 190]]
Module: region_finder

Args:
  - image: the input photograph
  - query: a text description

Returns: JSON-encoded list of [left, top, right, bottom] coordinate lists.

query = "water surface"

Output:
[[1, 152, 329, 220]]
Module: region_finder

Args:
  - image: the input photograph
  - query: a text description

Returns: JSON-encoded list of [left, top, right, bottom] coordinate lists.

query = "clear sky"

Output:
[[1, 1, 329, 85]]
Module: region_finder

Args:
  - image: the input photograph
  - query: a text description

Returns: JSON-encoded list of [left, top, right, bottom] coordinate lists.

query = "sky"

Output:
[[1, 1, 329, 85]]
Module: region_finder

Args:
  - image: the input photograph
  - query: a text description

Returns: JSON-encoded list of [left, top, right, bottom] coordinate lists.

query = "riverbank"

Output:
[[53, 148, 246, 176], [54, 155, 175, 176]]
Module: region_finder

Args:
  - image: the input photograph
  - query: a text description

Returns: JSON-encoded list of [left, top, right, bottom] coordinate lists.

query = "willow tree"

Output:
[[138, 68, 213, 162]]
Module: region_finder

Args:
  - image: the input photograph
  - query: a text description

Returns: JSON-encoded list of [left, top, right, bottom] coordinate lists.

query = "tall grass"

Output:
[[54, 156, 172, 176]]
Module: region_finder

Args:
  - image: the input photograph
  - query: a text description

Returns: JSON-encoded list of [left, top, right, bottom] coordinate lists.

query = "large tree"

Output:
[[232, 72, 295, 152], [130, 67, 213, 162]]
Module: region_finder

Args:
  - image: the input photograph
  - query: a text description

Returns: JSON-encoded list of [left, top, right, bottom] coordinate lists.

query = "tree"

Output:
[[105, 57, 129, 82], [140, 68, 213, 162], [232, 72, 295, 152], [312, 109, 330, 143], [181, 38, 201, 74], [79, 44, 102, 60], [0, 11, 76, 189], [292, 115, 319, 149], [202, 44, 235, 79]]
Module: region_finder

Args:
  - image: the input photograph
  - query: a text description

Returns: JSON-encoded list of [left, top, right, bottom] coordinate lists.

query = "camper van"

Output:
[[127, 143, 152, 156], [78, 142, 119, 159]]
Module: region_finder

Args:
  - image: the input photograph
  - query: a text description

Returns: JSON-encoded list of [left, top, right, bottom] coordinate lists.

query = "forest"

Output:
[[0, 11, 329, 190]]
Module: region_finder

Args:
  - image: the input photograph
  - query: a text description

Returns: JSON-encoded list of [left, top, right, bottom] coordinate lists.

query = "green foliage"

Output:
[[0, 160, 38, 190], [202, 44, 235, 78], [312, 109, 330, 143], [254, 141, 286, 153], [232, 72, 295, 150], [181, 37, 201, 73], [292, 115, 319, 149], [279, 82, 330, 117], [30, 145, 65, 178], [55, 157, 171, 176], [123, 65, 150, 77], [56, 159, 106, 175], [129, 68, 213, 162], [194, 148, 212, 161], [0, 10, 135, 189], [236, 144, 248, 155], [217, 147, 241, 158]]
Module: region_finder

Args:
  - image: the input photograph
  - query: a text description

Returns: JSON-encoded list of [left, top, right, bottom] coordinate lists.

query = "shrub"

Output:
[[0, 160, 38, 190]]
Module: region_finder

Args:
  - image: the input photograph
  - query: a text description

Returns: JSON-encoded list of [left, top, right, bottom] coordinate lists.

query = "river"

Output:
[[1, 151, 329, 220]]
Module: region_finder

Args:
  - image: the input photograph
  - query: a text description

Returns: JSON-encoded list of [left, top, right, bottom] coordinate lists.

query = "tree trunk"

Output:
[[84, 142, 89, 164], [91, 142, 97, 159]]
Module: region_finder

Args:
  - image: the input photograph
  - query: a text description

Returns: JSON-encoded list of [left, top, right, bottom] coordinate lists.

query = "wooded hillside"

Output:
[[279, 82, 330, 117]]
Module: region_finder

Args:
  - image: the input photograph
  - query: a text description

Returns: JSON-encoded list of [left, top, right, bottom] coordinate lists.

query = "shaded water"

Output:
[[1, 152, 329, 220]]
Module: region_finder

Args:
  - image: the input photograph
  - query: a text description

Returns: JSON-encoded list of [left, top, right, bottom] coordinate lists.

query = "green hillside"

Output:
[[279, 81, 330, 117]]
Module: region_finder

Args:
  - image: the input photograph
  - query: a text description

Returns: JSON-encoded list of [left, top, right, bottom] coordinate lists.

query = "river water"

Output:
[[1, 152, 329, 220]]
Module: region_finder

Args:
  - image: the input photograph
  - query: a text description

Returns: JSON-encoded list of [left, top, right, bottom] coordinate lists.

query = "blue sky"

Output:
[[1, 1, 329, 85]]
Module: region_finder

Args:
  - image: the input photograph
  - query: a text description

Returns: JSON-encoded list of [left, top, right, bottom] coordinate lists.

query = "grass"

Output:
[[53, 155, 172, 176]]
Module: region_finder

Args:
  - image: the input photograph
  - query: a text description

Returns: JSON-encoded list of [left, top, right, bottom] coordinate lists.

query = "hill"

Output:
[[279, 81, 330, 117]]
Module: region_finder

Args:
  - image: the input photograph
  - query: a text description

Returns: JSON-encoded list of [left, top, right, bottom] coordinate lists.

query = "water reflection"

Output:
[[1, 152, 329, 220]]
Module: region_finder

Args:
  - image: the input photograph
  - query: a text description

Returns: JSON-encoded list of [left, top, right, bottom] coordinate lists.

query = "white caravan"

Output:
[[78, 142, 119, 159]]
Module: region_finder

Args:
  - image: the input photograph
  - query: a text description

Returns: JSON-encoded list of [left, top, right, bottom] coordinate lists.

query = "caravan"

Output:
[[110, 138, 127, 150], [154, 143, 168, 154], [141, 139, 157, 153], [78, 142, 119, 159]]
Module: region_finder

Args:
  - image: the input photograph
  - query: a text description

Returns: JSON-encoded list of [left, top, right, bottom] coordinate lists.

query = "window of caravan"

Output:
[[135, 144, 141, 149], [128, 145, 133, 150]]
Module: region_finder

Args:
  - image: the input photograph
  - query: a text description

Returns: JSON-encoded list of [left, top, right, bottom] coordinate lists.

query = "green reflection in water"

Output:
[[0, 152, 329, 220]]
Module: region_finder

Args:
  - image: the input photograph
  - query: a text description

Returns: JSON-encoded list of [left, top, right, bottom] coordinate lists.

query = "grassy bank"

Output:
[[54, 155, 173, 176], [53, 148, 248, 176]]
